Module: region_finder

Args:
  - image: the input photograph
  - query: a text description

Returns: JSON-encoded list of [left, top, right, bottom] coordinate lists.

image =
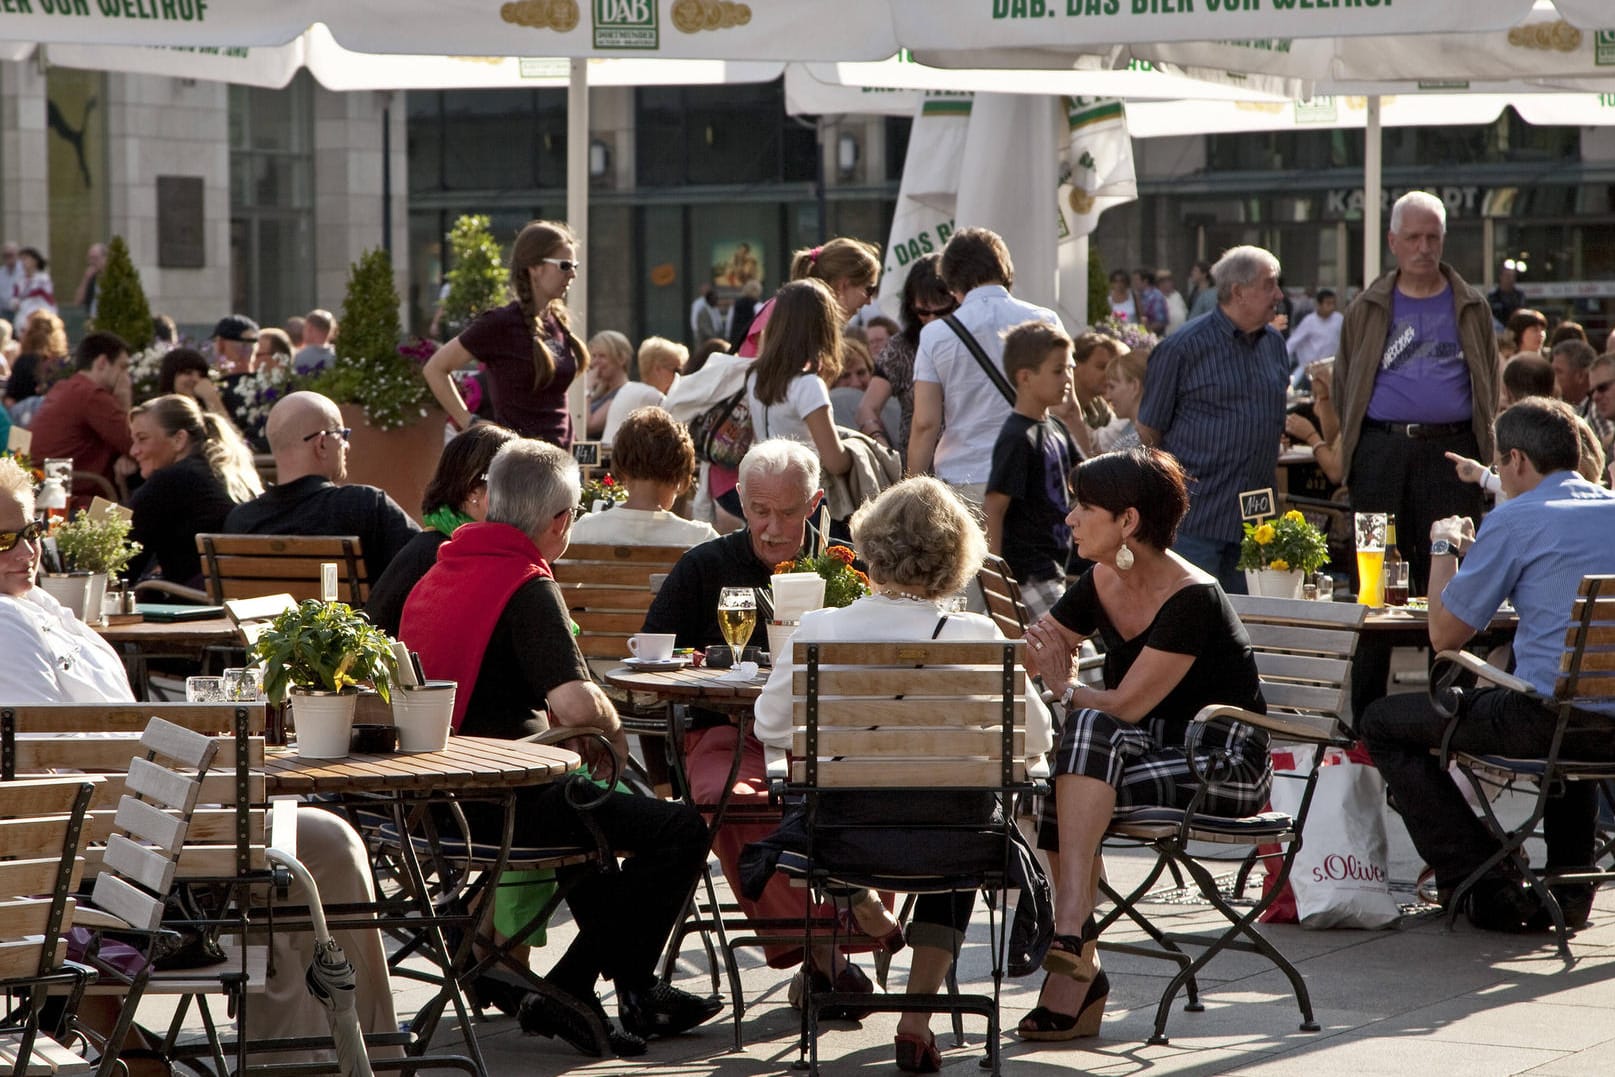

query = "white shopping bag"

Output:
[[1269, 745, 1402, 930]]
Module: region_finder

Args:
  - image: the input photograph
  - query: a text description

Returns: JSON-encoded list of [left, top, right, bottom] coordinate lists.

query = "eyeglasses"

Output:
[[915, 304, 956, 321], [556, 504, 587, 522], [1592, 380, 1615, 396], [302, 427, 352, 444], [541, 258, 582, 274], [0, 521, 45, 554]]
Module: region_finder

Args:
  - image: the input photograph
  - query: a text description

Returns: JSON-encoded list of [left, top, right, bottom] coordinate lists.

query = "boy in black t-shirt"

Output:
[[985, 321, 1079, 620]]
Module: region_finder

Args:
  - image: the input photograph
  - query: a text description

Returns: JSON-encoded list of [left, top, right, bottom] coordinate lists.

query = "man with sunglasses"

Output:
[[223, 390, 419, 587], [1590, 354, 1615, 469], [1551, 340, 1613, 454]]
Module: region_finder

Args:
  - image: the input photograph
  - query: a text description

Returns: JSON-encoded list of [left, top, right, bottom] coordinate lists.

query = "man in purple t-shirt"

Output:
[[1334, 191, 1499, 713]]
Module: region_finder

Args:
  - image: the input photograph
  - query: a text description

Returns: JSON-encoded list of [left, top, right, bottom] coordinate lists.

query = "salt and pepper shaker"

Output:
[[320, 562, 339, 603]]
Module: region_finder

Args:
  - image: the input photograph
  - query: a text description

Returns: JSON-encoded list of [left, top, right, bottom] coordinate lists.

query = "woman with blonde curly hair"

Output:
[[424, 220, 590, 447], [751, 475, 1052, 1072]]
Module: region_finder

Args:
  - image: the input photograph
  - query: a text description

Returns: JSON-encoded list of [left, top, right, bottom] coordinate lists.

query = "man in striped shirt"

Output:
[[1137, 246, 1290, 594]]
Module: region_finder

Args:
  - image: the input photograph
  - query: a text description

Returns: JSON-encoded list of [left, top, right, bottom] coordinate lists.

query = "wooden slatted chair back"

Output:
[[195, 534, 366, 606], [1559, 575, 1615, 701], [552, 542, 690, 661], [0, 778, 97, 982], [1228, 595, 1366, 725], [977, 555, 1030, 640], [788, 640, 1027, 789], [0, 705, 268, 881]]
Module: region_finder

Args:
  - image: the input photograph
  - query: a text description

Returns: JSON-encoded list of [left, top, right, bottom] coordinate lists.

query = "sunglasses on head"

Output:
[[0, 521, 45, 554]]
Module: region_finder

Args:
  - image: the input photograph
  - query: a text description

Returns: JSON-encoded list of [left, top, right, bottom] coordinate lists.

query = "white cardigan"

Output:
[[753, 593, 1053, 760]]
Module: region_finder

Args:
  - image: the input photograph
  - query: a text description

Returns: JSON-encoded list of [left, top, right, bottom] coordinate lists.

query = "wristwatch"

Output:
[[1430, 539, 1456, 557], [1060, 684, 1078, 710]]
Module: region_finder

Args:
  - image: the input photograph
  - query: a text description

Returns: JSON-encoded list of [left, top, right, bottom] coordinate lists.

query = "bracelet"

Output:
[[1308, 437, 1323, 448]]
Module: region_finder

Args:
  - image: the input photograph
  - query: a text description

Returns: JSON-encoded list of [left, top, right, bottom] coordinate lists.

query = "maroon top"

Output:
[[457, 301, 577, 447], [29, 373, 134, 507]]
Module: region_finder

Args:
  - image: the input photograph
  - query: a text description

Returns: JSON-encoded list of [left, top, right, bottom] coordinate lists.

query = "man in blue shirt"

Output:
[[1360, 399, 1615, 933], [1138, 245, 1289, 594]]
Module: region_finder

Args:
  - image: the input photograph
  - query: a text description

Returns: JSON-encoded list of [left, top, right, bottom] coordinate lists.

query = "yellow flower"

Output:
[[1283, 509, 1305, 524], [1253, 523, 1276, 545], [1269, 558, 1290, 571]]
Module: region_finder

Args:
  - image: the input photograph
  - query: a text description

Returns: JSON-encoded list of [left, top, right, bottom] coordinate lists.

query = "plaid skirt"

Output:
[[1037, 706, 1272, 851]]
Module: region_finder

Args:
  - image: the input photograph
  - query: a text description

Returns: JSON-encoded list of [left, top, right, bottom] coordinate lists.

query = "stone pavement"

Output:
[[386, 844, 1615, 1077]]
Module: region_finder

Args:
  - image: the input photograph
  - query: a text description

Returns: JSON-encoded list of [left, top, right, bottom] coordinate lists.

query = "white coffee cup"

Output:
[[627, 633, 677, 661]]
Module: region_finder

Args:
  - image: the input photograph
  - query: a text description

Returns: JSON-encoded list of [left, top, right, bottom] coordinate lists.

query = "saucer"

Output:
[[623, 656, 690, 671]]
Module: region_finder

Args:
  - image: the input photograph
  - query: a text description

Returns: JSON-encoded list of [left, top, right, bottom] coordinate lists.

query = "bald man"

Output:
[[223, 391, 419, 586]]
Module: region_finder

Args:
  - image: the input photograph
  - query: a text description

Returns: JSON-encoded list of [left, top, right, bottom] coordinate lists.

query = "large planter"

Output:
[[289, 686, 360, 758], [338, 403, 447, 525], [1245, 568, 1305, 600]]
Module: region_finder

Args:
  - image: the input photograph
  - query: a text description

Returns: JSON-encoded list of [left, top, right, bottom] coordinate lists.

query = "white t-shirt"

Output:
[[744, 369, 832, 446], [569, 506, 718, 548], [0, 587, 136, 703], [601, 381, 665, 444], [913, 285, 1061, 485]]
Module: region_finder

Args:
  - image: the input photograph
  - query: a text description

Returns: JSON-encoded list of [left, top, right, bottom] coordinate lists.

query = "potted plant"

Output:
[[250, 599, 398, 757], [52, 508, 142, 624], [1238, 509, 1329, 599], [767, 545, 870, 658]]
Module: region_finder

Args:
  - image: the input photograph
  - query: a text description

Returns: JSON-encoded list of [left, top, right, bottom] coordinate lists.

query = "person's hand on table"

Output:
[[1430, 514, 1476, 555]]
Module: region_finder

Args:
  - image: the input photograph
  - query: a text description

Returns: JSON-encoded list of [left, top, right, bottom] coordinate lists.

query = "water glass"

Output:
[[222, 667, 264, 702], [186, 676, 227, 703]]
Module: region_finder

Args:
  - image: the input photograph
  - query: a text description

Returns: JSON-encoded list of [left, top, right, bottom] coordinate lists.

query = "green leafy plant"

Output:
[[772, 545, 870, 609], [1237, 509, 1329, 574], [250, 599, 398, 705], [90, 236, 154, 352], [304, 248, 434, 430], [53, 509, 142, 577], [440, 214, 509, 337], [579, 472, 627, 509]]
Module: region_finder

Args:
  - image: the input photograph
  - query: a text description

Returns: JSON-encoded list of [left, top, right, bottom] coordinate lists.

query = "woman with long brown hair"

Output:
[[424, 220, 590, 447], [743, 279, 852, 477]]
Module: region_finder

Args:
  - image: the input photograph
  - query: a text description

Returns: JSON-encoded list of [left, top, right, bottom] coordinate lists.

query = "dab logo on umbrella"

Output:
[[594, 0, 659, 48], [1597, 30, 1615, 66]]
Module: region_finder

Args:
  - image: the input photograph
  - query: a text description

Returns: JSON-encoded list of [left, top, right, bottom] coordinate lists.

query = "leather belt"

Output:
[[1362, 418, 1470, 439]]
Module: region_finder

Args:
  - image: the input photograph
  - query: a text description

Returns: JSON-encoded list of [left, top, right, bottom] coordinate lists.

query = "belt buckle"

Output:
[[1404, 423, 1425, 439]]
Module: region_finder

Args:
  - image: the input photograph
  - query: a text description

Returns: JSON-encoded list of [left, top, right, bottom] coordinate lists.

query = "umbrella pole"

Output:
[[1363, 94, 1382, 286]]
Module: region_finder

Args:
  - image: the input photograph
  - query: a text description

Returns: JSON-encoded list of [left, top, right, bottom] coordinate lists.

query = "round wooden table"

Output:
[[262, 735, 579, 795], [603, 664, 768, 714]]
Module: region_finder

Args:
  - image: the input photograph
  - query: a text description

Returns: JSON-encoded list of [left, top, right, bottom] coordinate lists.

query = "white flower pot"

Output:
[[289, 687, 360, 758], [38, 572, 93, 621], [84, 572, 108, 626], [1245, 568, 1305, 600], [766, 622, 798, 666], [391, 680, 456, 753]]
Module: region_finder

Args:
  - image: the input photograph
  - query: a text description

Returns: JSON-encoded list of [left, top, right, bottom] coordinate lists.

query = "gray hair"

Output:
[[1552, 339, 1598, 372], [486, 440, 580, 541], [1212, 245, 1281, 305], [1390, 190, 1447, 235], [737, 439, 819, 501]]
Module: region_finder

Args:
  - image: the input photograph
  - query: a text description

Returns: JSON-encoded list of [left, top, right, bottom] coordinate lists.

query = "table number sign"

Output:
[[1239, 487, 1276, 523]]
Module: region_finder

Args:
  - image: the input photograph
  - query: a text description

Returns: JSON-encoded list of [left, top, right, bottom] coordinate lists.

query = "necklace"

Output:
[[877, 589, 937, 604]]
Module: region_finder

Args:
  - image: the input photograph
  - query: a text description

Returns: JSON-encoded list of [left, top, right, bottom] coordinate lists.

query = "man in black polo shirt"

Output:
[[223, 390, 419, 587]]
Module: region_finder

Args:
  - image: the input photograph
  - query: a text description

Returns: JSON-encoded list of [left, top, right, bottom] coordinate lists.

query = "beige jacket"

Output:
[[821, 428, 902, 522], [1335, 263, 1498, 485]]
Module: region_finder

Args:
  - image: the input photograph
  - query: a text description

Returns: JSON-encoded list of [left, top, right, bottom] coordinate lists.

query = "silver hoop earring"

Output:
[[1114, 542, 1134, 571]]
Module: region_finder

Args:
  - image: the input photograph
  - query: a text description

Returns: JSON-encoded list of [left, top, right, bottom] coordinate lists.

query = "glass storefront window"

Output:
[[230, 73, 315, 324]]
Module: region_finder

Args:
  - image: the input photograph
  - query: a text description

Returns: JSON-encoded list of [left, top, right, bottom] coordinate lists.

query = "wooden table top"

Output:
[[604, 664, 768, 709], [92, 616, 240, 647], [263, 736, 579, 796]]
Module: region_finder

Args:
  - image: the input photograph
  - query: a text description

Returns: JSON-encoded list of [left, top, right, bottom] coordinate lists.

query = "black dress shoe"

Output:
[[1526, 884, 1596, 932], [1463, 877, 1545, 934], [618, 981, 723, 1039], [518, 989, 648, 1058], [469, 970, 527, 1017]]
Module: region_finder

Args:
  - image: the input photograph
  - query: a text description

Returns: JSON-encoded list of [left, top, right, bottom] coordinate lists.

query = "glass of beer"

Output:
[[1384, 561, 1410, 607], [717, 587, 757, 670], [1355, 513, 1387, 607]]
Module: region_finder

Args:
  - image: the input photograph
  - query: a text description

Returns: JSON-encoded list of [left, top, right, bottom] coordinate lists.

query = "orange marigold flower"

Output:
[[774, 560, 799, 574], [827, 545, 855, 565], [853, 570, 870, 586]]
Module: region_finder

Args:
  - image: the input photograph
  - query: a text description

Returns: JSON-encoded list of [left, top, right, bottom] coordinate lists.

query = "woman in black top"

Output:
[[126, 394, 262, 591], [1018, 448, 1269, 1043]]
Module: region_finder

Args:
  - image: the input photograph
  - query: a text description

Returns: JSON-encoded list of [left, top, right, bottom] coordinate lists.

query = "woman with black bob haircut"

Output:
[[1016, 447, 1270, 1044], [365, 423, 520, 636]]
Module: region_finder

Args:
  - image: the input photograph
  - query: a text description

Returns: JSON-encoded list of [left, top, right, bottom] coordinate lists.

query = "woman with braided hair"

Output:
[[424, 219, 591, 447]]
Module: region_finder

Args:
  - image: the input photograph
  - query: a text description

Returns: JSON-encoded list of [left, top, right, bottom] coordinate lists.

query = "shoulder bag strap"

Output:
[[942, 314, 1017, 406], [931, 613, 950, 639]]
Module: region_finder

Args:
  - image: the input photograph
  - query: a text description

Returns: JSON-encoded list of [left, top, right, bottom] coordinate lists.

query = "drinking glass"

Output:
[[1354, 513, 1386, 607], [1313, 572, 1335, 603], [717, 587, 757, 670], [186, 676, 227, 703], [1383, 561, 1410, 608], [222, 667, 263, 702]]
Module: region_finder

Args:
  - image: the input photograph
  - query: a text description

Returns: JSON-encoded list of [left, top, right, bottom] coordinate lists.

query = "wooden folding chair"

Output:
[[0, 778, 98, 1077], [1097, 595, 1365, 1045], [976, 555, 1031, 640], [552, 542, 688, 669], [195, 534, 367, 606], [1432, 573, 1615, 957], [775, 639, 1040, 1076]]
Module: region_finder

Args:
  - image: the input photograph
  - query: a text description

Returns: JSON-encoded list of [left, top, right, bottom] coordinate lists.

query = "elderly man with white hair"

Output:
[[1136, 244, 1290, 594], [642, 438, 894, 1014]]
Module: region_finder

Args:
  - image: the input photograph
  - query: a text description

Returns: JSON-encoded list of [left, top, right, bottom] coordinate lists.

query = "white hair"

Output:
[[737, 439, 819, 501], [1390, 190, 1447, 235], [486, 440, 580, 540], [1212, 245, 1281, 305]]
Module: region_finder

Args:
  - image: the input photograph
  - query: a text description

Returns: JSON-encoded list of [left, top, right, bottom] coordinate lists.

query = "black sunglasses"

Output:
[[0, 521, 46, 554], [302, 427, 353, 444]]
